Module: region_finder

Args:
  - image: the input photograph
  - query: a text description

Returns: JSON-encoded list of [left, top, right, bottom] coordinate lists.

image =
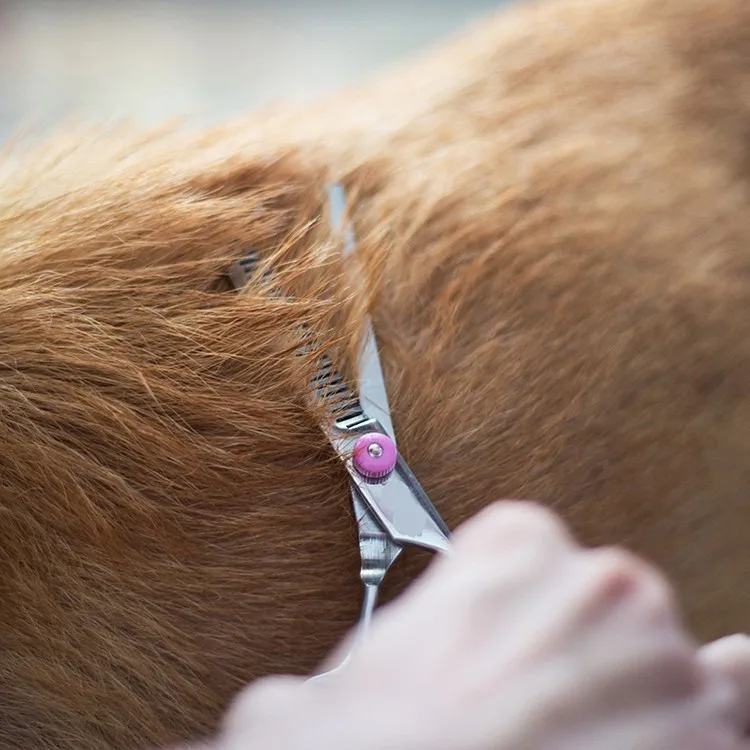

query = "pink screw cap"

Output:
[[352, 432, 398, 482]]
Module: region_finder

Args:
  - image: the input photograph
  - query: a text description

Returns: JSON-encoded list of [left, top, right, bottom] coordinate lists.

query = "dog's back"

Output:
[[1, 0, 750, 747]]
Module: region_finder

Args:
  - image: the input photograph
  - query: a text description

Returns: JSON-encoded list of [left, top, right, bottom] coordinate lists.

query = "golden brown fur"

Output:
[[2, 0, 750, 747]]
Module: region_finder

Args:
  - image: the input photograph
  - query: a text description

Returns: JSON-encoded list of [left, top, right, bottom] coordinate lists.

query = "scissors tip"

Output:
[[327, 183, 357, 257]]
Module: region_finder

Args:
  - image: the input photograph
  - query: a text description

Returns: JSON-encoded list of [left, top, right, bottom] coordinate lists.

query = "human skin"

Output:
[[1, 0, 750, 747], [180, 503, 750, 750]]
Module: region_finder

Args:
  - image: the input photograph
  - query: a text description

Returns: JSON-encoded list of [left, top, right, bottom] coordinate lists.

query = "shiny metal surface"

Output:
[[228, 183, 451, 680], [329, 184, 395, 440], [329, 419, 451, 553]]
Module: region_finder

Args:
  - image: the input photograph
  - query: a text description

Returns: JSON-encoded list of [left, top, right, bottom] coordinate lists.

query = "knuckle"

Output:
[[592, 547, 642, 577], [587, 547, 676, 620]]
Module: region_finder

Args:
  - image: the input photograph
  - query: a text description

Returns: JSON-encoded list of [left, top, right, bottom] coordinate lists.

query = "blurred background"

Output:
[[0, 0, 507, 139]]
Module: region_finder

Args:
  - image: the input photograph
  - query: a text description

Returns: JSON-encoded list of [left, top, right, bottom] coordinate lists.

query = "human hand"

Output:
[[211, 502, 750, 750]]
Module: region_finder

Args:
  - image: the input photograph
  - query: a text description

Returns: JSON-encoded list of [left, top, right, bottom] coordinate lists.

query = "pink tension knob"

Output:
[[352, 432, 398, 482]]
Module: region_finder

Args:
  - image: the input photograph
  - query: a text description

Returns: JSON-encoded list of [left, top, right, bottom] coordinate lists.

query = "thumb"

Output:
[[700, 634, 750, 735]]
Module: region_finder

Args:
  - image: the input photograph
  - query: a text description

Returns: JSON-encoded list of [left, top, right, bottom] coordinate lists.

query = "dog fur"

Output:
[[1, 0, 750, 747]]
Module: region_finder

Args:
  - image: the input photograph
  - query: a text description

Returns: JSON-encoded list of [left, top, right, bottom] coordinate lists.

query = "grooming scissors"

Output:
[[228, 184, 451, 678]]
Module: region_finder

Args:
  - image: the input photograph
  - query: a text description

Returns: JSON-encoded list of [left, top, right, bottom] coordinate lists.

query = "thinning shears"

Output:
[[228, 184, 451, 678]]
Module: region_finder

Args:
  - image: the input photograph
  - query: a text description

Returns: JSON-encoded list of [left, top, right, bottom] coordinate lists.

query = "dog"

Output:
[[1, 0, 749, 747]]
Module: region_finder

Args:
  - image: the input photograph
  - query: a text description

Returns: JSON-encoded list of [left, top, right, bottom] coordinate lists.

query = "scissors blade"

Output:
[[327, 184, 396, 443], [356, 325, 395, 443], [328, 183, 357, 256], [228, 186, 451, 554]]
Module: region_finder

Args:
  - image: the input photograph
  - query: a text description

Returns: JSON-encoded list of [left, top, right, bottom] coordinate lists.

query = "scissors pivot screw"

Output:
[[352, 433, 398, 482]]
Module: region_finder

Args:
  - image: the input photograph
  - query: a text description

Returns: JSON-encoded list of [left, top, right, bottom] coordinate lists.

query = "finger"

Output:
[[578, 546, 680, 630], [701, 635, 750, 734], [411, 501, 578, 608], [221, 675, 306, 736], [451, 500, 576, 562], [527, 546, 680, 664]]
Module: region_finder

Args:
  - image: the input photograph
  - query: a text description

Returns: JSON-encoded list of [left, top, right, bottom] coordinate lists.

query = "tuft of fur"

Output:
[[1, 0, 750, 747]]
